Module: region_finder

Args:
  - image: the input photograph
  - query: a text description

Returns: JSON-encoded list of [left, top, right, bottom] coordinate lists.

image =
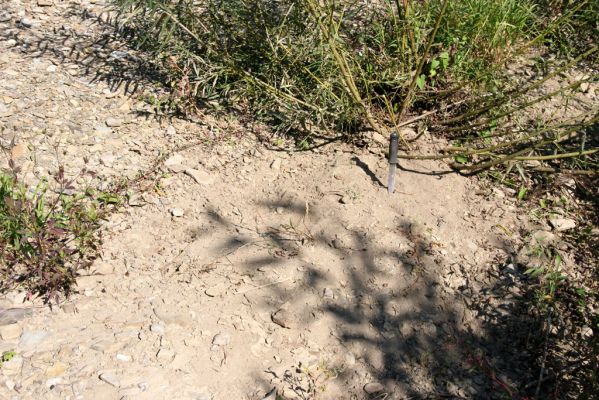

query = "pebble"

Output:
[[0, 323, 22, 340], [0, 11, 12, 23], [271, 309, 294, 329], [364, 382, 385, 394], [116, 353, 132, 362], [212, 332, 230, 346], [0, 308, 33, 326], [204, 284, 226, 297], [18, 18, 34, 28], [170, 208, 184, 217], [37, 0, 54, 6], [19, 330, 51, 350], [105, 117, 124, 127], [549, 217, 576, 232], [153, 306, 190, 327], [45, 362, 68, 377], [166, 125, 176, 135], [156, 348, 175, 362], [323, 288, 334, 298], [185, 168, 215, 185], [99, 372, 120, 387], [164, 154, 185, 167], [150, 324, 165, 335]]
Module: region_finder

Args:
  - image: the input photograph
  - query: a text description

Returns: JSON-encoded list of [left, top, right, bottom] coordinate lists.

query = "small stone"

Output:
[[323, 288, 334, 298], [164, 154, 185, 167], [364, 382, 385, 394], [100, 154, 116, 167], [153, 306, 189, 327], [530, 230, 556, 246], [150, 324, 165, 334], [99, 372, 120, 387], [116, 353, 132, 362], [18, 18, 34, 28], [0, 308, 32, 325], [137, 382, 149, 391], [170, 208, 184, 217], [0, 323, 22, 340], [37, 0, 53, 6], [549, 217, 576, 232], [0, 355, 23, 375], [156, 348, 175, 362], [0, 11, 11, 23], [270, 159, 282, 170], [271, 309, 294, 329], [19, 330, 50, 350], [95, 125, 113, 135], [212, 332, 230, 346], [46, 362, 68, 377], [46, 65, 57, 73], [204, 284, 226, 297], [166, 125, 176, 135], [1, 39, 16, 49], [10, 142, 28, 160], [105, 117, 124, 127], [92, 262, 115, 275], [185, 168, 215, 185]]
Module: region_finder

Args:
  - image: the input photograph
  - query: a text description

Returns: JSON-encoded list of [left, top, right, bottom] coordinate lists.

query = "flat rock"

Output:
[[0, 308, 32, 326], [271, 309, 295, 329], [153, 306, 190, 327], [170, 207, 185, 217], [212, 332, 230, 346], [19, 330, 51, 350], [105, 117, 124, 127], [156, 348, 176, 362], [0, 323, 22, 340], [185, 168, 215, 185], [204, 284, 226, 297], [364, 382, 385, 394], [99, 372, 120, 387], [164, 154, 185, 167], [549, 217, 576, 232], [45, 362, 68, 377]]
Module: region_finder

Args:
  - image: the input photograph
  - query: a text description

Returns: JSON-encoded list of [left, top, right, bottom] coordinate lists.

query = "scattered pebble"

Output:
[[170, 208, 184, 217], [212, 332, 231, 346], [99, 372, 120, 388]]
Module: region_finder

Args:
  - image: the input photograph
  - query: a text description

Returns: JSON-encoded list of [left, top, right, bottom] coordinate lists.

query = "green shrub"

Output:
[[111, 0, 539, 134]]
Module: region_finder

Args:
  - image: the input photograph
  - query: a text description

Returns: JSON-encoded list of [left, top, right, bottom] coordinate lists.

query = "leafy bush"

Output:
[[0, 167, 109, 304], [111, 0, 538, 134]]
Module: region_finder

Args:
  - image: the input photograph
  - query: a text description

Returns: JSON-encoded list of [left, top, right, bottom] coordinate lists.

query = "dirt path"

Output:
[[1, 1, 543, 400]]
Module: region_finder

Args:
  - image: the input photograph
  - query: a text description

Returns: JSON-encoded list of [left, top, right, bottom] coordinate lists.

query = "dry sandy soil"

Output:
[[0, 1, 586, 399]]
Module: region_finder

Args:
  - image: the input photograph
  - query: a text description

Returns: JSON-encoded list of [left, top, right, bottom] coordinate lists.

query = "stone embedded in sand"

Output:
[[105, 117, 124, 127], [0, 323, 22, 340], [19, 330, 51, 350], [271, 309, 294, 329], [363, 382, 385, 394], [185, 168, 215, 185], [0, 308, 32, 326], [212, 332, 230, 346], [99, 372, 120, 387], [164, 154, 185, 167], [170, 208, 184, 217], [549, 217, 576, 232]]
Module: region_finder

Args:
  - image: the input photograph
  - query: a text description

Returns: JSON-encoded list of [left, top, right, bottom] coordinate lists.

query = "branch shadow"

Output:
[[194, 196, 550, 400]]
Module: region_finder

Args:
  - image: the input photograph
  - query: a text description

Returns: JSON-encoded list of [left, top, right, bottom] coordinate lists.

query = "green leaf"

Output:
[[440, 52, 449, 69], [455, 155, 468, 164], [539, 198, 547, 208], [416, 74, 426, 90], [518, 187, 527, 200], [431, 59, 440, 70]]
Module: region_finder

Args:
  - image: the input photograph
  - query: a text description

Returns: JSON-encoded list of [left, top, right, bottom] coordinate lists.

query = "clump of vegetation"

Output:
[[0, 165, 117, 304]]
